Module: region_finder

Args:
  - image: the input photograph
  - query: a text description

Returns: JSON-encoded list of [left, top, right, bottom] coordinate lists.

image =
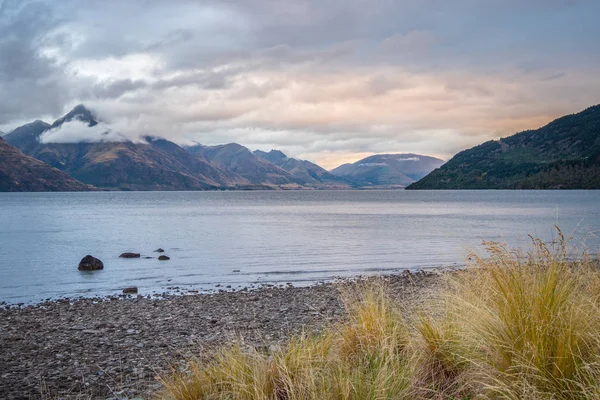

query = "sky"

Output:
[[1, 0, 600, 169]]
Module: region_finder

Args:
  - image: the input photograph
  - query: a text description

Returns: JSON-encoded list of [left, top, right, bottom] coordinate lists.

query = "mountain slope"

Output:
[[50, 104, 99, 128], [331, 153, 445, 187], [254, 149, 351, 187], [4, 120, 51, 154], [187, 143, 303, 186], [407, 105, 600, 189], [7, 106, 245, 190], [0, 137, 90, 192]]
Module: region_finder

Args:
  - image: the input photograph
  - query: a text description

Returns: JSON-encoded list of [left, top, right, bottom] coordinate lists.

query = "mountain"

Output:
[[4, 104, 455, 191], [407, 105, 600, 189], [253, 149, 351, 187], [50, 104, 98, 128], [187, 143, 303, 187], [6, 106, 246, 190], [4, 120, 51, 154], [330, 153, 445, 187], [0, 137, 90, 192]]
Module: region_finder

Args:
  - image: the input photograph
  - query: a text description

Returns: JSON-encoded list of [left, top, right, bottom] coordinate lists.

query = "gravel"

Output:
[[0, 272, 440, 400]]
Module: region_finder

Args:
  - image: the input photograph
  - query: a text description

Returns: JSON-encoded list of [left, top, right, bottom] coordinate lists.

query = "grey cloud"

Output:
[[1, 0, 600, 168], [144, 29, 195, 52], [92, 79, 147, 99], [0, 1, 68, 122], [151, 70, 232, 91], [541, 72, 567, 81]]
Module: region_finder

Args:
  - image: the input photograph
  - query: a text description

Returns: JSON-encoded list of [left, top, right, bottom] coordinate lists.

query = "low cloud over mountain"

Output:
[[39, 120, 128, 144]]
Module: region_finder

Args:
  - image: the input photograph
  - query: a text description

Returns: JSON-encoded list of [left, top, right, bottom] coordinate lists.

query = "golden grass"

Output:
[[158, 229, 600, 400]]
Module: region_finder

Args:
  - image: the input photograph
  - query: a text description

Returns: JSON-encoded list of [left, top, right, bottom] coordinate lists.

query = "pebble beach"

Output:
[[0, 272, 440, 400]]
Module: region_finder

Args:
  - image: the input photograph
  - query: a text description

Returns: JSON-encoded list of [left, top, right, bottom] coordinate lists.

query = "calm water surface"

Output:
[[1, 190, 599, 303]]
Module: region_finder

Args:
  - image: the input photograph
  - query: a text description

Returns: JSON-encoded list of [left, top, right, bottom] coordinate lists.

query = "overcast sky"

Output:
[[1, 0, 600, 168]]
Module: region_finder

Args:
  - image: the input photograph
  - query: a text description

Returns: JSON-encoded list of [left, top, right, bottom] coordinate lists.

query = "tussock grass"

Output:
[[158, 229, 600, 400]]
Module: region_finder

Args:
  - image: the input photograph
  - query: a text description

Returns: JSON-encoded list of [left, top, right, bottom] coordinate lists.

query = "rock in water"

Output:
[[78, 255, 104, 271], [154, 248, 165, 253], [158, 255, 170, 261], [122, 287, 138, 294], [119, 252, 141, 258]]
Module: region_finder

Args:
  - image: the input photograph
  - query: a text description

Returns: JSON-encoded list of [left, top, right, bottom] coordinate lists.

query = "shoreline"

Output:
[[0, 271, 441, 400], [0, 264, 455, 308]]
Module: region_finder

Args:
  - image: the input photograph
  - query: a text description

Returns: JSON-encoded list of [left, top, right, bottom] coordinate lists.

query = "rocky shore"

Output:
[[0, 272, 440, 400]]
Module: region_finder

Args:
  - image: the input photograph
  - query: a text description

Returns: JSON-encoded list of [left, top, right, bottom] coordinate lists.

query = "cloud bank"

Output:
[[1, 0, 600, 168], [39, 120, 127, 144]]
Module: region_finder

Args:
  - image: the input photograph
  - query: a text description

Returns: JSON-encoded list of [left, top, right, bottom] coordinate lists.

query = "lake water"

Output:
[[0, 190, 599, 304]]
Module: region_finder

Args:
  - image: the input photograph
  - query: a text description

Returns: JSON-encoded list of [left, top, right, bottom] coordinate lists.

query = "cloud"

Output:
[[397, 157, 420, 161], [541, 72, 567, 81], [92, 78, 147, 99], [1, 0, 600, 169], [39, 120, 128, 144]]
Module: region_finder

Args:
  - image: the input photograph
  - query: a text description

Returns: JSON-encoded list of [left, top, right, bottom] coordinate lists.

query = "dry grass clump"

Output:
[[158, 229, 600, 400], [159, 283, 412, 400], [445, 233, 600, 399]]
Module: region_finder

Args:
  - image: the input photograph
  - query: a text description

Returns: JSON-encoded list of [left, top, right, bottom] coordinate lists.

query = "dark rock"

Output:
[[120, 253, 141, 258], [158, 255, 170, 261], [78, 255, 104, 271], [232, 269, 240, 272], [154, 248, 165, 253], [122, 287, 138, 294]]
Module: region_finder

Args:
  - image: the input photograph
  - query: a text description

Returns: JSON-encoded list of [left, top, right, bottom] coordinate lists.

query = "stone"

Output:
[[158, 255, 170, 261], [154, 248, 165, 253], [232, 269, 240, 272], [119, 253, 141, 258], [122, 287, 138, 294], [78, 255, 104, 271]]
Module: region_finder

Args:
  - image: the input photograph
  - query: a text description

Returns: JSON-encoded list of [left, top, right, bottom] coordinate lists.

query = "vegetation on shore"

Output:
[[407, 104, 600, 189], [159, 230, 600, 399]]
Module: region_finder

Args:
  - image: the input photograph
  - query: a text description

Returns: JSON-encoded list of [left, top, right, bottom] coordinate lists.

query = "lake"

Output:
[[0, 190, 599, 304]]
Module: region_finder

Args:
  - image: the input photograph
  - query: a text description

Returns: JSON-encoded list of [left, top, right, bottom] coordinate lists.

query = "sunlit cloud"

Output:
[[1, 0, 599, 169]]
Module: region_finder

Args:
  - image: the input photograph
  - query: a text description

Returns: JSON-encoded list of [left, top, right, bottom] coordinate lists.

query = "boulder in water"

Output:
[[158, 255, 170, 261], [119, 252, 141, 258], [122, 287, 138, 294], [78, 255, 104, 271], [154, 248, 165, 253]]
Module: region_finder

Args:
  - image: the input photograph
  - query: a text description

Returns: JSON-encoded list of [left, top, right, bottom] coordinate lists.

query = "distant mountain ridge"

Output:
[[407, 105, 600, 189], [0, 137, 90, 192], [186, 143, 300, 187], [4, 104, 447, 191], [330, 153, 445, 187], [5, 106, 245, 191], [253, 149, 351, 187]]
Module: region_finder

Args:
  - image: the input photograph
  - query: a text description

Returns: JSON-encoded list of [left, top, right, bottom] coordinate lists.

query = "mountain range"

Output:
[[2, 105, 442, 191], [253, 149, 352, 187], [408, 104, 600, 189]]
